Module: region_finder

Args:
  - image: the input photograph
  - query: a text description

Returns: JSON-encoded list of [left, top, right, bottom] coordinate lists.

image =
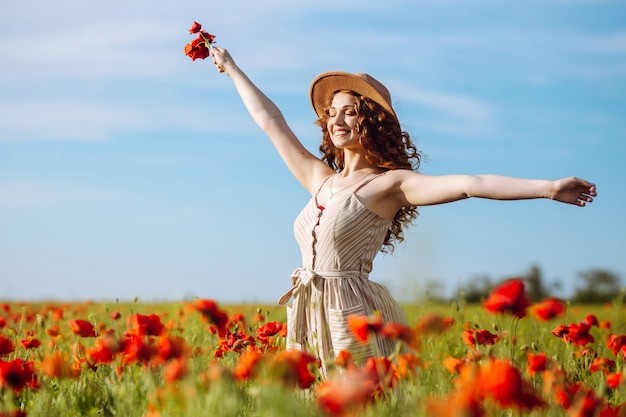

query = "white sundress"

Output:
[[278, 173, 408, 378]]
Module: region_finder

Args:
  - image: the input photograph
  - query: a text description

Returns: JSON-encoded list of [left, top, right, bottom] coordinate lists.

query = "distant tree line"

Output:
[[442, 265, 624, 305]]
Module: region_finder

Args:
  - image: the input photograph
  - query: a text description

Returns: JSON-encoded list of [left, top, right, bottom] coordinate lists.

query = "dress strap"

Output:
[[353, 171, 388, 193], [314, 175, 333, 199], [314, 174, 334, 208]]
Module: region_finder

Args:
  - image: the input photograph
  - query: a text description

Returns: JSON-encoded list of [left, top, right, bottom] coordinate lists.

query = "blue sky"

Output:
[[1, 0, 624, 303]]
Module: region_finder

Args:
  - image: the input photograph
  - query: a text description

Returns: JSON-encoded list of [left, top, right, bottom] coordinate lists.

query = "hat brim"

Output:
[[309, 71, 396, 119]]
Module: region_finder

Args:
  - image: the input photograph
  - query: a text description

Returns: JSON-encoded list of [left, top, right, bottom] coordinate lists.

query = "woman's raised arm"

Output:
[[210, 47, 332, 193]]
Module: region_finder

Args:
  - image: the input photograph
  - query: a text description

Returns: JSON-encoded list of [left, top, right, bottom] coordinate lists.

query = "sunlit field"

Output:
[[1, 280, 625, 417]]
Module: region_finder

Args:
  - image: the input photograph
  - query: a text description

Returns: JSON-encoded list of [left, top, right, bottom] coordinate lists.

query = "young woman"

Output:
[[209, 47, 597, 377]]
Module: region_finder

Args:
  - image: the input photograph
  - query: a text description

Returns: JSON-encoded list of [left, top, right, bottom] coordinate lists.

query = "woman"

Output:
[[209, 47, 597, 377]]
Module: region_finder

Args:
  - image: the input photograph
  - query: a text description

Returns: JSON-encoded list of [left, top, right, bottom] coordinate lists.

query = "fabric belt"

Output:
[[277, 267, 368, 343]]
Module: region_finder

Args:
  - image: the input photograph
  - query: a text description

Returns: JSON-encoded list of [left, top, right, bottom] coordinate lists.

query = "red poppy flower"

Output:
[[334, 350, 354, 369], [68, 319, 97, 337], [482, 279, 530, 318], [462, 329, 476, 346], [361, 357, 397, 395], [589, 357, 616, 374], [119, 334, 156, 365], [128, 314, 164, 337], [163, 357, 188, 383], [256, 321, 283, 345], [480, 359, 524, 405], [250, 312, 264, 323], [184, 38, 208, 61], [193, 299, 229, 337], [526, 352, 550, 376], [566, 322, 595, 347], [270, 350, 318, 389], [607, 334, 626, 358], [229, 312, 246, 327], [188, 21, 202, 34], [462, 329, 498, 347], [87, 335, 120, 365], [156, 335, 190, 363], [20, 338, 41, 349], [346, 314, 382, 344], [395, 353, 423, 379], [49, 307, 64, 321], [317, 356, 397, 415], [381, 322, 419, 350], [233, 350, 264, 381], [415, 314, 456, 336], [184, 22, 215, 61], [530, 298, 566, 321], [46, 324, 61, 337], [479, 359, 545, 410], [599, 403, 626, 417], [606, 372, 623, 389], [347, 315, 370, 343], [0, 410, 28, 417], [216, 331, 255, 355], [425, 388, 484, 417], [317, 367, 377, 416], [0, 336, 14, 356], [553, 381, 588, 410], [584, 314, 599, 326], [443, 356, 467, 374], [0, 358, 36, 393], [40, 352, 77, 379], [552, 324, 568, 338], [567, 384, 602, 417]]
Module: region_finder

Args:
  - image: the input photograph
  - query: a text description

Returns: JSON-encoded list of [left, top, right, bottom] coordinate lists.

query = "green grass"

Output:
[[0, 298, 624, 416]]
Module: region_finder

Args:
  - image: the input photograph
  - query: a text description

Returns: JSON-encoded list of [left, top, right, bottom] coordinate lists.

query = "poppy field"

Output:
[[1, 279, 625, 417]]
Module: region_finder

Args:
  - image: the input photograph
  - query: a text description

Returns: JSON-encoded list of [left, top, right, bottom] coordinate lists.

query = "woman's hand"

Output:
[[550, 177, 597, 206], [210, 47, 235, 75]]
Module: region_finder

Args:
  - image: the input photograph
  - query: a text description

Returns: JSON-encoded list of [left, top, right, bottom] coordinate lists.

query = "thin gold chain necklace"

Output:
[[328, 173, 373, 200]]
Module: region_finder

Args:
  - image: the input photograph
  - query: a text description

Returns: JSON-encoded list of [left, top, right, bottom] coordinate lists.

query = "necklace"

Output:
[[328, 173, 373, 200]]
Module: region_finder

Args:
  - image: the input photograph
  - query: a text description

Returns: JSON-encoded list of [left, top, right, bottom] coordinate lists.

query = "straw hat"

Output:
[[309, 71, 397, 119]]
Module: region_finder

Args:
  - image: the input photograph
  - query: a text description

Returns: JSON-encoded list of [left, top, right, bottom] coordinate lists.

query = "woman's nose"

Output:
[[331, 112, 345, 124]]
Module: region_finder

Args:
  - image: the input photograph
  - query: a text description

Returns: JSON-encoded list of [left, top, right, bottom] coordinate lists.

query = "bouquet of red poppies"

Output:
[[184, 21, 215, 61]]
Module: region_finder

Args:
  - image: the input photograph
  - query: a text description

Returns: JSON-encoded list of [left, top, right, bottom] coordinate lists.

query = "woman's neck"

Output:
[[339, 153, 380, 177]]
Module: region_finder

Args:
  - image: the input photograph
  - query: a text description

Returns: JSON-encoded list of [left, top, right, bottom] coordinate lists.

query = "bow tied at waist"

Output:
[[278, 268, 367, 305], [277, 268, 368, 344], [278, 268, 316, 305]]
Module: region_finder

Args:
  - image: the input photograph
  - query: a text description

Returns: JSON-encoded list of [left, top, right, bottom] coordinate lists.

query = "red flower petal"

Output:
[[483, 279, 530, 318]]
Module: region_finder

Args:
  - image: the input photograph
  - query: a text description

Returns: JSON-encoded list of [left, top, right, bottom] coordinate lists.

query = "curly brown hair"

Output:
[[315, 89, 421, 253]]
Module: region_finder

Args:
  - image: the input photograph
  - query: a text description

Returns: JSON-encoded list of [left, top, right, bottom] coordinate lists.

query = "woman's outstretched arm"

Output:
[[392, 171, 597, 207], [210, 47, 332, 193]]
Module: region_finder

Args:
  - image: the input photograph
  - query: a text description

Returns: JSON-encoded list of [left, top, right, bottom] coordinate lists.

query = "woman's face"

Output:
[[327, 92, 362, 150]]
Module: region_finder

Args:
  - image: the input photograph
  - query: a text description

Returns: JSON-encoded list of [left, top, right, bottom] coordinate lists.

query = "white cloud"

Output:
[[0, 179, 131, 208], [0, 21, 184, 81], [393, 83, 494, 137], [0, 95, 261, 142], [0, 100, 147, 142]]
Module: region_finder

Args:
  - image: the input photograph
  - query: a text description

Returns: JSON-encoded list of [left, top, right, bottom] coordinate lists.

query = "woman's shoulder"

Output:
[[381, 168, 421, 183]]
